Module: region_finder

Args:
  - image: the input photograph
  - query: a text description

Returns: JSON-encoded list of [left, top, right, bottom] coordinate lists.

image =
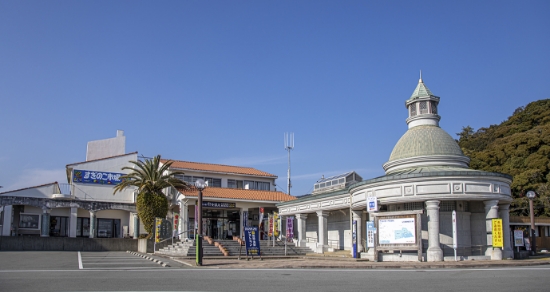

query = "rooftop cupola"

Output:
[[405, 72, 441, 128]]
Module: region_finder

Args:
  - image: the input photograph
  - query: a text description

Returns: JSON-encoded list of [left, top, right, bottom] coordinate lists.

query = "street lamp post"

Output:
[[195, 179, 207, 266], [526, 191, 537, 255]]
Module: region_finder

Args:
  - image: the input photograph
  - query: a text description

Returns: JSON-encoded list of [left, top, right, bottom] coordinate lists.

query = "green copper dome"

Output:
[[388, 125, 465, 161]]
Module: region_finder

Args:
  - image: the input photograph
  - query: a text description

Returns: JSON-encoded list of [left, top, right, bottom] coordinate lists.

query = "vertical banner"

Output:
[[268, 214, 273, 237], [243, 211, 248, 228], [514, 230, 524, 247], [273, 212, 279, 237], [286, 216, 294, 242], [352, 220, 357, 258], [258, 207, 265, 227], [194, 205, 198, 230], [366, 221, 375, 248], [492, 218, 503, 248], [155, 218, 162, 243], [452, 211, 457, 249], [173, 213, 179, 237], [244, 226, 261, 256]]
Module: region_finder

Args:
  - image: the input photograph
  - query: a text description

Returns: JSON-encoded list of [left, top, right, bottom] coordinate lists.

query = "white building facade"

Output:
[[278, 77, 514, 261]]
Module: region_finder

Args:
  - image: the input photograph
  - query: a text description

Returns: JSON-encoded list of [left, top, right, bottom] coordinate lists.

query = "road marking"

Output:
[[78, 251, 83, 270]]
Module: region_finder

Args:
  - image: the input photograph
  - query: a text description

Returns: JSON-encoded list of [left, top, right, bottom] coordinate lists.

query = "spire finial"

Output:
[[419, 70, 423, 82]]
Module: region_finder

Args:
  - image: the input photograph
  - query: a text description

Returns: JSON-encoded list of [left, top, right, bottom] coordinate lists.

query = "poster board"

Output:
[[370, 210, 423, 262]]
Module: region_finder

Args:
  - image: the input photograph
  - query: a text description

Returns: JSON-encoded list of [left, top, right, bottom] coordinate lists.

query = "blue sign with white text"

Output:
[[73, 169, 126, 185], [244, 226, 261, 256]]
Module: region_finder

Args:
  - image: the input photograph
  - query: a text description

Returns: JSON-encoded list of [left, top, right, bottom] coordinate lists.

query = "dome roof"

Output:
[[388, 125, 465, 161]]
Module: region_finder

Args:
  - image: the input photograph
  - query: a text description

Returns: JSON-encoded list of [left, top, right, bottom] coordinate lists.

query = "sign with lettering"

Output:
[[492, 218, 503, 248], [514, 230, 524, 247], [244, 226, 261, 256], [202, 201, 236, 208], [366, 221, 375, 248], [286, 216, 294, 242], [73, 169, 126, 185]]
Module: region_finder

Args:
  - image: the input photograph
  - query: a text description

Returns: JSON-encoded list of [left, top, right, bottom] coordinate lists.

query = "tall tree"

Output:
[[457, 99, 550, 217], [113, 155, 190, 236]]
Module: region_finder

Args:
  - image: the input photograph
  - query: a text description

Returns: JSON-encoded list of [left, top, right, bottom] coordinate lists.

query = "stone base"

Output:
[[443, 255, 491, 261]]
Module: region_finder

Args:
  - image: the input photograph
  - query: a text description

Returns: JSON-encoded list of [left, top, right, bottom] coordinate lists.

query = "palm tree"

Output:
[[113, 155, 190, 237]]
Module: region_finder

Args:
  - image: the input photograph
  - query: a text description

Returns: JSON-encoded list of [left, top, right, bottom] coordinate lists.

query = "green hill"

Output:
[[457, 99, 550, 217]]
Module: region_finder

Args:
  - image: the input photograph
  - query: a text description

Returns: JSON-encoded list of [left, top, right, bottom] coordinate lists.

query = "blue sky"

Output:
[[1, 1, 549, 195]]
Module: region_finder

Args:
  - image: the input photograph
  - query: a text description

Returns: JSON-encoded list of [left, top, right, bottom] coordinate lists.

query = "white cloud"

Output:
[[4, 168, 67, 192]]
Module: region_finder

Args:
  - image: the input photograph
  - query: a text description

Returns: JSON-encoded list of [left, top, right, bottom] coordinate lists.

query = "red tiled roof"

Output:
[[179, 187, 295, 202], [162, 159, 277, 178]]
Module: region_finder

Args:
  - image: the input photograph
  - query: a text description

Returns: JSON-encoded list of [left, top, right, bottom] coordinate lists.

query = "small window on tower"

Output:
[[410, 104, 417, 116], [431, 101, 438, 114], [420, 101, 428, 114]]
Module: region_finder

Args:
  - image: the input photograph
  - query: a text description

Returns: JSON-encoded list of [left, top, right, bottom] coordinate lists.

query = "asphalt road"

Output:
[[1, 251, 549, 292]]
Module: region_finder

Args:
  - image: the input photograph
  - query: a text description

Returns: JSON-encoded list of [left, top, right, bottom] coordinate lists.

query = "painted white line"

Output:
[[78, 251, 83, 270]]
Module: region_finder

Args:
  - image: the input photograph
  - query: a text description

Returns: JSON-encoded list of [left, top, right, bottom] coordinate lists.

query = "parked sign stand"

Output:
[[514, 230, 524, 253], [452, 210, 457, 261]]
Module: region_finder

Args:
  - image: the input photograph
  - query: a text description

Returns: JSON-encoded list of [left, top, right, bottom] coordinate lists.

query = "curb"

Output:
[[126, 251, 170, 267]]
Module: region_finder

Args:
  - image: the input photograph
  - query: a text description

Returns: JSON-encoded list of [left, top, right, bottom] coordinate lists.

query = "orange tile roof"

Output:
[[162, 159, 277, 178], [179, 187, 296, 202]]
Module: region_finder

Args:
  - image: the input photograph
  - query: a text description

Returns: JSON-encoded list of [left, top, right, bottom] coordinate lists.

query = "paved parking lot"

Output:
[[0, 251, 181, 271]]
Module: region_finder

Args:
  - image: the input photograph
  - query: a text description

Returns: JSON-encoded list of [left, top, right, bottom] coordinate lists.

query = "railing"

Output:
[[58, 183, 71, 195]]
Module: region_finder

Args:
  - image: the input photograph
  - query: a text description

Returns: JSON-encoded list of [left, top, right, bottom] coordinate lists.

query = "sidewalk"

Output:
[[158, 253, 550, 269]]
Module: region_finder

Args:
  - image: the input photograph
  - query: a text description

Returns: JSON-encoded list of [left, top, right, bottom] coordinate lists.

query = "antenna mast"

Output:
[[284, 133, 294, 195]]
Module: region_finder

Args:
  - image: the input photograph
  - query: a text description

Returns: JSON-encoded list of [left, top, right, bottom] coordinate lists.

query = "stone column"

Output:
[[316, 210, 330, 253], [132, 212, 139, 239], [499, 203, 513, 259], [425, 200, 443, 262], [352, 210, 363, 254], [89, 210, 96, 238], [1, 205, 13, 236], [295, 213, 308, 247], [69, 207, 78, 238], [484, 200, 502, 259], [40, 207, 51, 237], [240, 208, 248, 238]]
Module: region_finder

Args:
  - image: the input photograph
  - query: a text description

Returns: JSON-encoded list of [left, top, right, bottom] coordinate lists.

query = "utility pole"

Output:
[[284, 133, 294, 195]]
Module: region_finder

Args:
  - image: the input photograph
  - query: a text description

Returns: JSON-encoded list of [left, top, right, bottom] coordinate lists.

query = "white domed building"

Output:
[[278, 77, 514, 261]]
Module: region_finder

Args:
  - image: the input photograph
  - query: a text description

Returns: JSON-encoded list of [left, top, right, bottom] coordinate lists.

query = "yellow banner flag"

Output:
[[492, 218, 503, 248]]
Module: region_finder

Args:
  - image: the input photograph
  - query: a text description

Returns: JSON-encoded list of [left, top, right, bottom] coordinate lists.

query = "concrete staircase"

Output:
[[156, 238, 313, 257]]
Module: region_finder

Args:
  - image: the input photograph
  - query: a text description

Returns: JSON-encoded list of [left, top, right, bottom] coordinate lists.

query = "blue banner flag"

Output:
[[244, 226, 261, 256]]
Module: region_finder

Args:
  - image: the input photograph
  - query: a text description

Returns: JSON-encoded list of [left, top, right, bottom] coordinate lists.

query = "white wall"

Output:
[[69, 153, 138, 203]]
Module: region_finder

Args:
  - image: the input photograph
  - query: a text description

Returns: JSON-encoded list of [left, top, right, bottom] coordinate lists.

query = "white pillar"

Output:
[[316, 210, 329, 253], [69, 207, 78, 238], [499, 203, 513, 259], [1, 205, 13, 236], [295, 213, 308, 247], [89, 210, 96, 238], [179, 200, 189, 240], [352, 210, 363, 253], [426, 200, 443, 262], [240, 208, 248, 238], [484, 200, 502, 260], [41, 207, 51, 237]]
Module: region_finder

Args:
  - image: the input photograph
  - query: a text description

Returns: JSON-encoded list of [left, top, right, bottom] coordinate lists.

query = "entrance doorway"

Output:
[[202, 209, 240, 239]]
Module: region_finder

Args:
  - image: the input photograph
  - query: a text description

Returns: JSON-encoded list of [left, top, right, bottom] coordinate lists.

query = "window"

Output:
[[440, 201, 456, 212], [229, 179, 269, 190], [431, 101, 438, 114], [410, 104, 417, 116], [419, 101, 428, 114], [404, 202, 423, 210]]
